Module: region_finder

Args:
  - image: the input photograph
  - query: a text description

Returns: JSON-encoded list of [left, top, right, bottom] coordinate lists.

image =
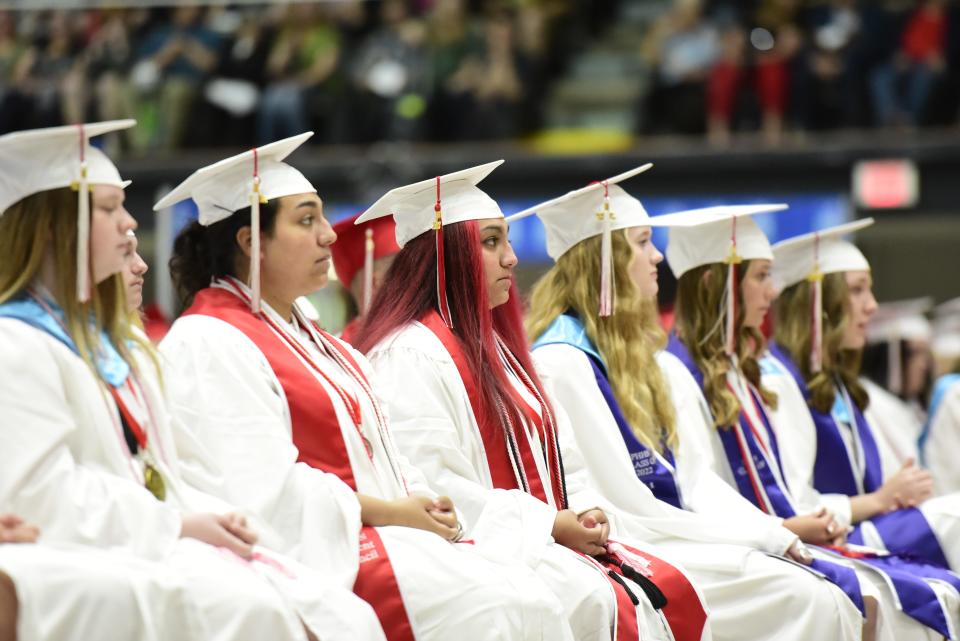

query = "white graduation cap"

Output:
[[354, 160, 504, 327], [868, 298, 934, 344], [932, 328, 960, 369], [934, 296, 960, 321], [153, 132, 316, 312], [771, 218, 873, 292], [771, 218, 874, 373], [930, 304, 960, 371], [664, 205, 788, 279], [664, 204, 788, 356], [506, 164, 668, 316], [0, 119, 136, 302], [506, 164, 654, 258]]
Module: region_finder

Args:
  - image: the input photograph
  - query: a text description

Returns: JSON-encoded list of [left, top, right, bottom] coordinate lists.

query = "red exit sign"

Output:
[[852, 159, 919, 209]]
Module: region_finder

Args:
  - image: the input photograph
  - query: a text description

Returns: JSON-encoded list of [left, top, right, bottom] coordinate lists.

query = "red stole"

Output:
[[354, 527, 416, 641], [608, 541, 709, 641], [184, 287, 368, 490], [186, 287, 419, 641], [419, 311, 563, 507]]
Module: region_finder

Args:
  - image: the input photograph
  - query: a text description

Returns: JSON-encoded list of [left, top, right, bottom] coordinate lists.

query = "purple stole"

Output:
[[664, 336, 869, 612], [767, 344, 951, 571], [666, 336, 960, 636], [532, 314, 683, 509], [589, 357, 684, 510]]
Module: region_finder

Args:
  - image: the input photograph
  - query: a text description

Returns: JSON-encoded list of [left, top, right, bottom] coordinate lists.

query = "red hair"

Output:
[[355, 220, 552, 446]]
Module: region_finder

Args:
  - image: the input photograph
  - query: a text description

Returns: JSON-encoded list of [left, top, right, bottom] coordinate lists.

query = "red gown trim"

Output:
[[354, 527, 417, 641]]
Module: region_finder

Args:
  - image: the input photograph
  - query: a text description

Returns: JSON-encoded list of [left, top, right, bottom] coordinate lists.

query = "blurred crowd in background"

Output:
[[1, 0, 958, 155]]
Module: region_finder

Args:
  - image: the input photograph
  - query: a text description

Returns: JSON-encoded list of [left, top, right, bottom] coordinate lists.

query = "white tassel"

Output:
[[76, 162, 90, 302], [809, 233, 823, 373], [723, 259, 737, 356], [363, 228, 374, 314], [810, 275, 823, 373], [598, 194, 614, 317], [250, 176, 263, 313], [888, 339, 903, 395], [723, 218, 741, 357]]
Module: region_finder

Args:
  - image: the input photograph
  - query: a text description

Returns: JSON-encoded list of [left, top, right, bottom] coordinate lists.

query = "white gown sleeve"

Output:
[[759, 355, 854, 528], [550, 394, 621, 518], [368, 340, 559, 563], [0, 320, 182, 559], [535, 343, 796, 554], [159, 316, 362, 586]]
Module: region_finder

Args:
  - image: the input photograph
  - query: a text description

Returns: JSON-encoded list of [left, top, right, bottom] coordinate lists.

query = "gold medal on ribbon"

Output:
[[144, 462, 167, 501]]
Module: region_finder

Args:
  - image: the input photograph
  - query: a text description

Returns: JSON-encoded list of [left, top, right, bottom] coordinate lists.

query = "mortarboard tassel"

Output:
[[888, 338, 903, 396], [723, 217, 742, 357], [809, 233, 824, 374], [362, 228, 374, 314], [434, 176, 453, 328], [249, 147, 267, 314], [598, 181, 615, 317], [72, 125, 91, 303]]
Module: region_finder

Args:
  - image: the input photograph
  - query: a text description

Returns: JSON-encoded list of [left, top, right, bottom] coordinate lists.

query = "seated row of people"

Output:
[[0, 120, 958, 641]]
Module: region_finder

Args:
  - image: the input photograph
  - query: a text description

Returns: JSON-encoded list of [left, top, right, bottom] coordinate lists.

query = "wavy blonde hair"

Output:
[[773, 273, 867, 413], [674, 261, 777, 428], [526, 230, 677, 452], [0, 187, 155, 382]]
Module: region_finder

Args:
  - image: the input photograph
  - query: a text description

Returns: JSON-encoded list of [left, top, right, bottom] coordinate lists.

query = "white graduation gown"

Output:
[[671, 350, 958, 640], [761, 350, 960, 571], [662, 351, 960, 641], [533, 342, 864, 641], [367, 321, 702, 641], [0, 317, 384, 641], [0, 543, 194, 641], [159, 296, 571, 641], [925, 379, 960, 495]]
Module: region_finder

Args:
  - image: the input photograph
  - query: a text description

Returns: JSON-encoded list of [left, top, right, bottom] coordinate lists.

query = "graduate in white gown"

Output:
[[357, 162, 711, 641], [157, 135, 571, 641], [861, 299, 936, 470], [0, 121, 384, 641], [925, 369, 960, 495], [762, 221, 960, 571], [924, 301, 960, 494], [516, 172, 871, 641], [659, 211, 960, 640]]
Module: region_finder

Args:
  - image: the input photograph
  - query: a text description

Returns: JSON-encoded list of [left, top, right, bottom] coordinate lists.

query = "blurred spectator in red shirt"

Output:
[[870, 0, 949, 127]]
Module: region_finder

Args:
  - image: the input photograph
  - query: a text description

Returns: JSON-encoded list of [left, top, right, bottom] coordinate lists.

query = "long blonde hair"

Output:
[[773, 273, 868, 413], [674, 261, 777, 428], [526, 230, 678, 452], [0, 187, 154, 381]]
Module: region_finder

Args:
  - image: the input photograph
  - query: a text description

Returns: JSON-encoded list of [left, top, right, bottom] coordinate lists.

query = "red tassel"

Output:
[[362, 228, 374, 314], [433, 177, 453, 328], [436, 226, 453, 328]]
